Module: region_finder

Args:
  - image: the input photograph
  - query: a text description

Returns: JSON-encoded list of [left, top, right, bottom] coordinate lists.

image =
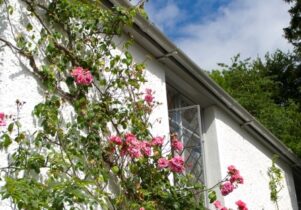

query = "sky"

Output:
[[135, 0, 294, 70]]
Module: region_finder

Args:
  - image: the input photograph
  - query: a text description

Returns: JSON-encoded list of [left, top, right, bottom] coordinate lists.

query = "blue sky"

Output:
[[145, 0, 231, 38], [137, 0, 293, 70]]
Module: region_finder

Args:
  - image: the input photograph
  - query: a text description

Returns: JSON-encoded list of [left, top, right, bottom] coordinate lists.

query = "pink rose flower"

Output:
[[125, 133, 139, 146], [151, 136, 164, 146], [169, 156, 185, 173], [128, 146, 142, 159], [171, 139, 183, 152], [123, 133, 145, 159], [144, 95, 154, 104], [139, 208, 145, 210], [71, 67, 82, 77], [0, 113, 6, 126], [109, 135, 122, 145], [230, 173, 244, 184], [157, 157, 169, 169], [235, 200, 248, 210], [220, 181, 234, 196], [227, 165, 239, 175], [71, 67, 93, 85], [141, 141, 152, 156]]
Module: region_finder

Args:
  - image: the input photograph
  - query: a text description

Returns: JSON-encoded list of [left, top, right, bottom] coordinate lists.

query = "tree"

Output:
[[210, 52, 301, 157], [284, 0, 301, 52], [264, 51, 301, 106]]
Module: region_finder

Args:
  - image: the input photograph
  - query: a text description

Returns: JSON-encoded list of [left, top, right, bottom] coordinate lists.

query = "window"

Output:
[[167, 85, 205, 184]]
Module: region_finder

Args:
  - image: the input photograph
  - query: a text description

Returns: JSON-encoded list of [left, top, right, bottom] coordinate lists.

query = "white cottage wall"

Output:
[[204, 105, 298, 210]]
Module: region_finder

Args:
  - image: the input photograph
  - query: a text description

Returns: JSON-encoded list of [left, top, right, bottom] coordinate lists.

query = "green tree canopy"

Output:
[[210, 51, 301, 157]]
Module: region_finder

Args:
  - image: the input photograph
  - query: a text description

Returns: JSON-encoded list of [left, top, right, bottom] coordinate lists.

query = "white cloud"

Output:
[[146, 0, 293, 70], [146, 1, 183, 31]]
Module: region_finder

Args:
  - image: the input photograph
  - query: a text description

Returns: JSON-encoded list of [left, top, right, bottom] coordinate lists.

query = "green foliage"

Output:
[[264, 51, 301, 107], [267, 155, 283, 210], [2, 177, 49, 210], [210, 52, 301, 157]]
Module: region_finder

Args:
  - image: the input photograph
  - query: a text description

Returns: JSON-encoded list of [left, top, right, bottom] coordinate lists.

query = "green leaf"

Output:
[[1, 134, 12, 149], [112, 166, 119, 174], [7, 5, 14, 15], [28, 153, 45, 173], [15, 132, 25, 143], [124, 51, 133, 65], [26, 23, 33, 31], [208, 191, 217, 203], [8, 123, 14, 133]]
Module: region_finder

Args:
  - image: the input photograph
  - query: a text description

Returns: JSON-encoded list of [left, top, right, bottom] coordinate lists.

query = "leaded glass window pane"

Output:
[[169, 105, 204, 184]]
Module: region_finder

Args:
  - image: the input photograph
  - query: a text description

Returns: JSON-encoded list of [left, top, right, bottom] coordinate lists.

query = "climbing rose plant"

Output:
[[0, 0, 247, 209]]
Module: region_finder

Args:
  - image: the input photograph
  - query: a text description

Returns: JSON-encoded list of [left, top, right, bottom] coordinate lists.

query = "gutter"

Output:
[[109, 0, 301, 171]]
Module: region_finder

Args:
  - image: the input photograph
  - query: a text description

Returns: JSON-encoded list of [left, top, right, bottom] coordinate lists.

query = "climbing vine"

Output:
[[0, 0, 247, 209], [268, 155, 283, 210]]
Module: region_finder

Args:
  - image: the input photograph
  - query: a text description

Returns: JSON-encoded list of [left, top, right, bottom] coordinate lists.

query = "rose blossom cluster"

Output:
[[108, 133, 185, 173], [157, 156, 185, 173], [220, 165, 244, 196], [0, 113, 6, 126], [213, 166, 247, 210], [228, 165, 244, 184], [71, 67, 93, 85], [156, 135, 185, 173], [144, 88, 154, 105], [109, 133, 164, 159]]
